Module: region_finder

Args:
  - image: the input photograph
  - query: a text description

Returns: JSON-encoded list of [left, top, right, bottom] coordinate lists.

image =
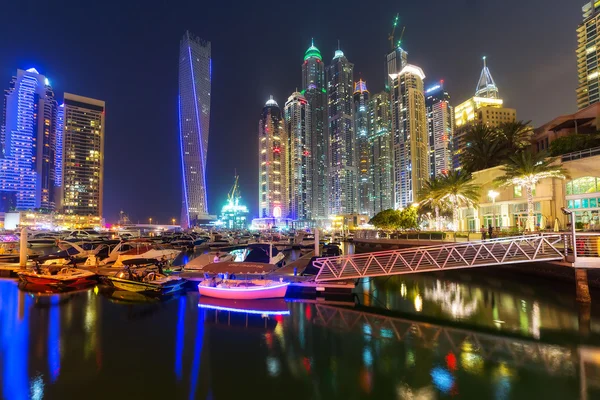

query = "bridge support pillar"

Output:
[[576, 269, 592, 303]]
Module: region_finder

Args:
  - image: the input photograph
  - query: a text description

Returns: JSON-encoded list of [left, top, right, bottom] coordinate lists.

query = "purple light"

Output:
[[197, 282, 289, 292], [178, 95, 190, 227], [198, 304, 290, 316]]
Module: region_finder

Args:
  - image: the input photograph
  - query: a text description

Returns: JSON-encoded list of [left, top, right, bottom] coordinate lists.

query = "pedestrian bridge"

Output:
[[312, 234, 600, 282]]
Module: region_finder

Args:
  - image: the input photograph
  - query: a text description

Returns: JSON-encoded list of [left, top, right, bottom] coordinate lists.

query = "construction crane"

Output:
[[388, 13, 399, 50]]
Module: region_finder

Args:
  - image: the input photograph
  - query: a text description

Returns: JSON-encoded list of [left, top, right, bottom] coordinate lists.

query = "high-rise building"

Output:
[[577, 1, 600, 110], [453, 58, 516, 169], [390, 64, 429, 209], [258, 96, 288, 220], [326, 48, 356, 215], [302, 41, 328, 223], [368, 91, 394, 214], [386, 46, 408, 91], [353, 79, 371, 215], [179, 31, 211, 228], [425, 81, 453, 179], [62, 93, 105, 218], [0, 68, 58, 211], [284, 91, 312, 222]]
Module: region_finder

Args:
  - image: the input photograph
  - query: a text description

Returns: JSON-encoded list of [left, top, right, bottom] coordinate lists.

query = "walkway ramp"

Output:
[[313, 235, 564, 282]]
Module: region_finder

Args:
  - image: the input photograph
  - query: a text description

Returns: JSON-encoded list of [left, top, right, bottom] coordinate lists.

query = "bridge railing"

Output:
[[313, 234, 566, 282]]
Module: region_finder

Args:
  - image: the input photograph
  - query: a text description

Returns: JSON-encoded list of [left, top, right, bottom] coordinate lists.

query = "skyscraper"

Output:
[[368, 91, 394, 214], [353, 79, 370, 215], [284, 91, 312, 222], [577, 1, 600, 109], [0, 68, 58, 211], [389, 64, 428, 209], [302, 41, 328, 223], [326, 48, 356, 215], [453, 58, 516, 169], [179, 31, 211, 228], [386, 46, 408, 91], [258, 96, 288, 220], [425, 82, 453, 179], [62, 93, 105, 217]]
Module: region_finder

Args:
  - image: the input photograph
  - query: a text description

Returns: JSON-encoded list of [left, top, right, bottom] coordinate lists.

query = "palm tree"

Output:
[[420, 176, 446, 231], [497, 120, 533, 154], [421, 171, 480, 232], [460, 123, 506, 173], [495, 151, 569, 231]]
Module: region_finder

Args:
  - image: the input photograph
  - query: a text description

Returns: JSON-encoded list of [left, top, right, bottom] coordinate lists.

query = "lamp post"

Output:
[[172, 218, 176, 225], [488, 190, 499, 229], [149, 217, 152, 225]]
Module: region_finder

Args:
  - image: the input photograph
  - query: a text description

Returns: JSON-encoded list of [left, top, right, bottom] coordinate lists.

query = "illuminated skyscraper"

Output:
[[179, 31, 211, 228], [368, 91, 393, 214], [577, 1, 600, 109], [389, 64, 428, 208], [62, 93, 105, 217], [327, 48, 356, 215], [284, 91, 312, 222], [0, 68, 58, 211], [425, 82, 453, 179], [302, 40, 328, 222], [258, 96, 288, 220], [353, 79, 370, 215], [453, 58, 516, 169], [386, 46, 408, 92]]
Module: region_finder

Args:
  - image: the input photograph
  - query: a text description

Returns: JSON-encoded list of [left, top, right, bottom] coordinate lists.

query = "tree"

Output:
[[497, 121, 533, 154], [422, 171, 480, 231], [420, 176, 447, 230], [398, 206, 418, 230], [460, 123, 506, 173], [495, 151, 569, 231], [369, 209, 401, 232], [549, 133, 600, 157]]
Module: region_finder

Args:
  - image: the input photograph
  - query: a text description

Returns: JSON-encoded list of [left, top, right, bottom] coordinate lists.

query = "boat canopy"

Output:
[[200, 262, 277, 275]]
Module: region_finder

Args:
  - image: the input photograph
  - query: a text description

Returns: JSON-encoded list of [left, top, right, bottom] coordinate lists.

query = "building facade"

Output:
[[453, 58, 516, 169], [368, 91, 394, 214], [577, 1, 600, 110], [0, 68, 58, 211], [62, 93, 105, 218], [284, 91, 312, 222], [390, 64, 429, 209], [353, 79, 371, 215], [425, 82, 453, 179], [302, 41, 328, 223], [327, 49, 356, 215], [258, 96, 288, 220], [179, 31, 211, 228]]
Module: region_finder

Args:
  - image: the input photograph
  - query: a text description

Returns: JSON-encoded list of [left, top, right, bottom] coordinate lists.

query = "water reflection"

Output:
[[0, 275, 599, 399]]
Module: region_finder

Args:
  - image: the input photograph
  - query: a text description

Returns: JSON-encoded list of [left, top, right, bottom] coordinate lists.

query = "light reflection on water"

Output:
[[1, 249, 600, 399]]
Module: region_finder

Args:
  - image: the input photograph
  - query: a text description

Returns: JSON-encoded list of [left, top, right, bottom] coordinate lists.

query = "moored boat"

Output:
[[198, 279, 289, 300], [104, 262, 186, 295], [17, 266, 97, 289]]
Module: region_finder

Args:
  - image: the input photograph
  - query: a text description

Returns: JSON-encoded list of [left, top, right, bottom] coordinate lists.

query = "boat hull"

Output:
[[198, 282, 289, 300], [17, 271, 97, 288], [105, 276, 185, 295]]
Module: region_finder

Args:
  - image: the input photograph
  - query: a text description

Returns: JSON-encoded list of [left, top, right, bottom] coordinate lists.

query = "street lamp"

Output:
[[488, 190, 499, 229], [172, 218, 176, 225], [149, 217, 152, 225]]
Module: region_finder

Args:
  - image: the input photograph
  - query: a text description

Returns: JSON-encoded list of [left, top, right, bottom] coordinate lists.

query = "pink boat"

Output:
[[198, 279, 289, 300]]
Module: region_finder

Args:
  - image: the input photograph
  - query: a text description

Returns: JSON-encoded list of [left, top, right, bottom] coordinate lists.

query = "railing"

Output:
[[561, 145, 600, 162], [313, 235, 566, 282]]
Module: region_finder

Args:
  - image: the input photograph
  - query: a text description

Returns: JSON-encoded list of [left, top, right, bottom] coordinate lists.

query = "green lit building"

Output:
[[219, 176, 248, 230]]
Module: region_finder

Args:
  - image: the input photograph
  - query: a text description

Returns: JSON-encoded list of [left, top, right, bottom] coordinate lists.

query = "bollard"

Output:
[[19, 226, 27, 269], [576, 268, 592, 303]]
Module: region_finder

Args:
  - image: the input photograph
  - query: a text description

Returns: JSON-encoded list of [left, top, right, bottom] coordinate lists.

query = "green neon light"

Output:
[[304, 44, 322, 61]]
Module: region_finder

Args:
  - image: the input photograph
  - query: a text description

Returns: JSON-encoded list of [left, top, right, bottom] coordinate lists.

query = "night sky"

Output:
[[0, 0, 580, 223]]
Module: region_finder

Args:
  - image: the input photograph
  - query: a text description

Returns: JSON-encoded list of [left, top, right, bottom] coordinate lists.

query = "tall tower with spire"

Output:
[[258, 96, 288, 220], [326, 46, 356, 215], [302, 40, 328, 223], [453, 57, 516, 170]]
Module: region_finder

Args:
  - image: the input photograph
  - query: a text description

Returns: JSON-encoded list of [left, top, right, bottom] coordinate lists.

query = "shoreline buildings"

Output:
[[178, 31, 212, 228], [577, 1, 600, 110], [368, 91, 394, 214], [302, 41, 328, 223], [0, 68, 105, 229], [354, 80, 370, 215], [425, 82, 453, 179], [327, 48, 356, 215]]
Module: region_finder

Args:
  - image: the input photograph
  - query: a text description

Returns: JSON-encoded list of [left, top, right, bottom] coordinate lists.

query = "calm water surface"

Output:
[[1, 243, 600, 399]]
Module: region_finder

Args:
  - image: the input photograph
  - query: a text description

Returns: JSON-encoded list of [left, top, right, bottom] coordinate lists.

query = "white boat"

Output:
[[113, 247, 181, 267], [184, 252, 235, 270], [198, 279, 289, 300], [95, 240, 155, 266]]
